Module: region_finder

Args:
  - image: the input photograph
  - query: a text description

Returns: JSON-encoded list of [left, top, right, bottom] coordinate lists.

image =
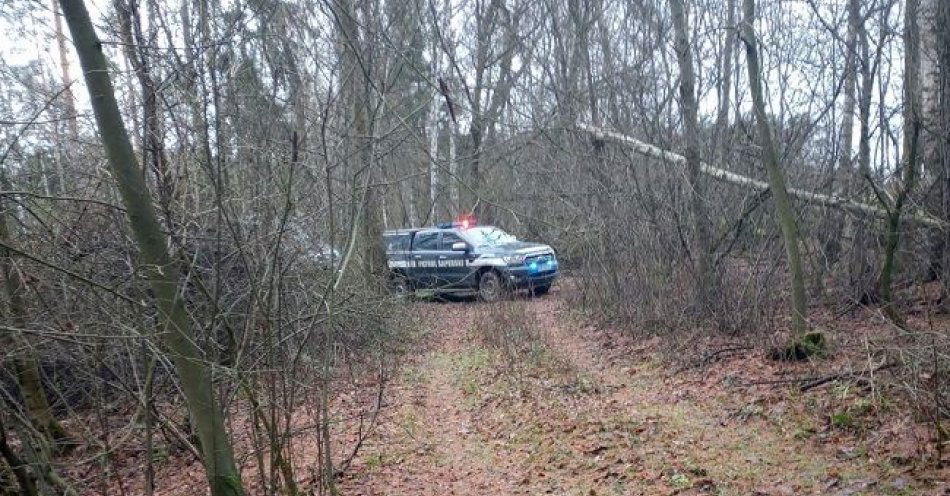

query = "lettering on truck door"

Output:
[[411, 230, 441, 287], [438, 231, 469, 287]]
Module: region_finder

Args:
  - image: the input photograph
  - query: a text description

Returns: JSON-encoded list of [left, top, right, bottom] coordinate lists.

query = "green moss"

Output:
[[768, 332, 827, 361], [831, 411, 854, 429]]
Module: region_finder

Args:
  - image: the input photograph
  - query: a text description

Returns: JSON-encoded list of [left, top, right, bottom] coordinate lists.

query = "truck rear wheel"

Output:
[[389, 274, 413, 299], [478, 271, 507, 302]]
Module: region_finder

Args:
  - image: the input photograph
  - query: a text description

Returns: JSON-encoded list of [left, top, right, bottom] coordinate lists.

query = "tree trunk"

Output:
[[846, 0, 884, 301], [878, 0, 922, 321], [920, 0, 950, 294], [840, 0, 858, 180], [59, 2, 245, 494], [335, 0, 386, 286], [0, 414, 39, 496], [427, 42, 441, 222], [577, 124, 948, 230], [52, 0, 79, 145], [448, 115, 459, 212], [358, 0, 385, 283], [670, 0, 714, 313], [0, 177, 69, 449], [114, 0, 175, 228], [713, 0, 736, 167], [740, 0, 808, 333], [826, 0, 860, 268]]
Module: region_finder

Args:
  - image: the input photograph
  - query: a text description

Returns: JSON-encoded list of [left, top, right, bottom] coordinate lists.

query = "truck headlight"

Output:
[[503, 254, 525, 265]]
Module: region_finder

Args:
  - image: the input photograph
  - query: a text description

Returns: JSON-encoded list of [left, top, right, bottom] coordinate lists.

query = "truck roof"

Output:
[[383, 228, 422, 236]]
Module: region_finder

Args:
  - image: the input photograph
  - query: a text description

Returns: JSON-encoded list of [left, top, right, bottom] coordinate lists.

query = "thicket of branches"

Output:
[[0, 0, 947, 493]]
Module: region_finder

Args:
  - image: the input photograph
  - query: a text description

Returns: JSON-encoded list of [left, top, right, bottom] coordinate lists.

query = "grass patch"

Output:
[[430, 348, 496, 399]]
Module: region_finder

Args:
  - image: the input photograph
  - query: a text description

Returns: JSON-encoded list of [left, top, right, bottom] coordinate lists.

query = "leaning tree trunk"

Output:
[[670, 0, 714, 313], [58, 2, 245, 495], [878, 0, 922, 322], [740, 0, 808, 334]]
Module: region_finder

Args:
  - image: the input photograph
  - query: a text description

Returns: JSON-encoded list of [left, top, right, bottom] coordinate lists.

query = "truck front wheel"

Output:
[[478, 271, 508, 302], [531, 283, 551, 297]]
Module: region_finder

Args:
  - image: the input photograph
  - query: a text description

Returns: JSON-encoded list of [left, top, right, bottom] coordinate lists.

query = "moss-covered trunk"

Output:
[[741, 0, 808, 334], [878, 0, 921, 321], [59, 1, 244, 494]]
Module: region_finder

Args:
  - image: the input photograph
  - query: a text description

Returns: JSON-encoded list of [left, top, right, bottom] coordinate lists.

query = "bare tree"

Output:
[[59, 1, 245, 494], [878, 0, 922, 322], [740, 0, 808, 334], [670, 0, 714, 313]]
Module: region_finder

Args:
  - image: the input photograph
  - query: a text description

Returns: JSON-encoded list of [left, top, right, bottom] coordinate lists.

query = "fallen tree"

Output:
[[576, 123, 948, 230]]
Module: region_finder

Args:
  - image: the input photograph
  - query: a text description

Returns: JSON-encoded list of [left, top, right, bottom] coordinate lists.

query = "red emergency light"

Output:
[[455, 213, 477, 229]]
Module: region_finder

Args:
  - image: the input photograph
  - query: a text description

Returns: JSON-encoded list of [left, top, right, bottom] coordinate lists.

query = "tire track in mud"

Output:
[[340, 291, 895, 496], [339, 293, 658, 495], [338, 301, 523, 496]]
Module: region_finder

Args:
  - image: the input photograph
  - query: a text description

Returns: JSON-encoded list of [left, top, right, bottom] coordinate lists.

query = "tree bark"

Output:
[[878, 0, 922, 321], [577, 124, 948, 230], [838, 0, 858, 179], [52, 0, 79, 145], [670, 0, 714, 312], [0, 413, 38, 496], [114, 0, 175, 228], [0, 176, 69, 449], [713, 0, 736, 167], [826, 0, 860, 288], [740, 0, 808, 333], [334, 0, 386, 285], [59, 2, 245, 494], [427, 42, 441, 221], [919, 0, 950, 292]]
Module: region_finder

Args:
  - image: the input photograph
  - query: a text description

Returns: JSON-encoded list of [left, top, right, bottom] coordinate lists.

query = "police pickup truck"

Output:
[[384, 221, 559, 301]]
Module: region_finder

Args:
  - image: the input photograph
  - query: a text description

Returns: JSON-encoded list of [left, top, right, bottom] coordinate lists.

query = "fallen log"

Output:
[[576, 123, 948, 230]]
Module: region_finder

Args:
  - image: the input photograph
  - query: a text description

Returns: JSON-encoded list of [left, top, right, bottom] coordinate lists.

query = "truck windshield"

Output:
[[465, 226, 517, 247]]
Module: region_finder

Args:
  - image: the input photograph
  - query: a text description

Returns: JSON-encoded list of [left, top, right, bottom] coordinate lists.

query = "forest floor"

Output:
[[67, 285, 949, 495], [336, 287, 948, 496]]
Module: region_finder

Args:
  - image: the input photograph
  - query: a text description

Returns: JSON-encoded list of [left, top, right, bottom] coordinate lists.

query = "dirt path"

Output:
[[338, 290, 945, 496], [336, 300, 522, 495]]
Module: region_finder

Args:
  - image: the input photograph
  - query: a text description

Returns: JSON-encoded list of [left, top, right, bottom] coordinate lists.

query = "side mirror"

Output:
[[451, 241, 468, 252]]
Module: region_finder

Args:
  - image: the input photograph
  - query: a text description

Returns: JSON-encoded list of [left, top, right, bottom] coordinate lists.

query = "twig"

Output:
[[800, 362, 895, 392], [676, 345, 752, 373], [736, 362, 896, 390], [0, 239, 141, 306]]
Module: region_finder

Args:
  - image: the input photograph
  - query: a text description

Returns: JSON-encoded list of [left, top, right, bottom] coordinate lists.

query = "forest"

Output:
[[0, 0, 947, 494]]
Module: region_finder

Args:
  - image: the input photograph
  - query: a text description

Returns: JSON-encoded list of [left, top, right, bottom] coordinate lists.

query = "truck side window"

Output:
[[441, 232, 464, 250], [385, 234, 408, 252], [413, 232, 440, 251]]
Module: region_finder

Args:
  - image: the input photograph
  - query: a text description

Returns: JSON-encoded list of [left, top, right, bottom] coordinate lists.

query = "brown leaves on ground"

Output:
[[58, 287, 948, 495], [340, 288, 948, 496]]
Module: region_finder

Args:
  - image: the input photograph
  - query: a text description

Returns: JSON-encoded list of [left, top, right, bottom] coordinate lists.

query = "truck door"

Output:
[[409, 230, 441, 288], [385, 233, 411, 275], [436, 231, 469, 288]]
